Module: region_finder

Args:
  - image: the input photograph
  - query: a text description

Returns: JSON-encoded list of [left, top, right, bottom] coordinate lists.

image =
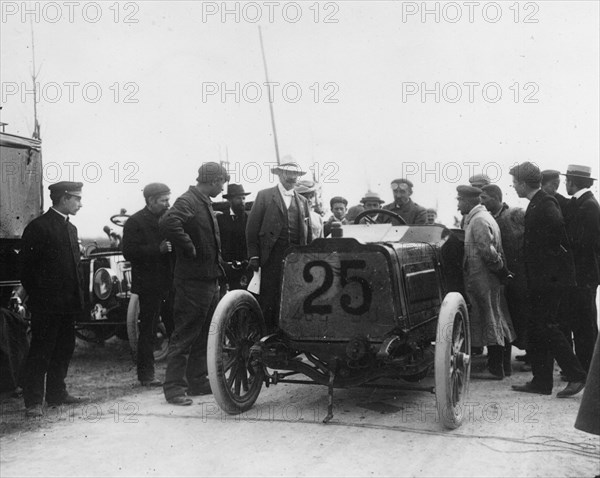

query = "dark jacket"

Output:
[[217, 210, 248, 262], [382, 199, 427, 225], [159, 186, 223, 280], [565, 191, 600, 286], [19, 209, 84, 314], [246, 186, 312, 266], [523, 190, 576, 289], [122, 207, 173, 294]]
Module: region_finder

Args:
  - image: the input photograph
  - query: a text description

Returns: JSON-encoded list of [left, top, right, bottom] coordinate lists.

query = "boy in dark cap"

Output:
[[159, 162, 230, 405], [20, 181, 86, 417], [123, 182, 173, 387], [509, 162, 586, 397]]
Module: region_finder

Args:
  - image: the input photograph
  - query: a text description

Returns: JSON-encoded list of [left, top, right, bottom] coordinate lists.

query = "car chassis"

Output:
[[207, 215, 471, 429]]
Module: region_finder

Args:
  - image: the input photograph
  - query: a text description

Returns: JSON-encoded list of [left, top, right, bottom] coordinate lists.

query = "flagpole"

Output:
[[258, 26, 280, 165]]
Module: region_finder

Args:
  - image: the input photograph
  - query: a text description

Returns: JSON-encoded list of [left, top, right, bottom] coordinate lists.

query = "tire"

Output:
[[434, 292, 471, 429], [207, 290, 266, 415], [126, 293, 169, 363]]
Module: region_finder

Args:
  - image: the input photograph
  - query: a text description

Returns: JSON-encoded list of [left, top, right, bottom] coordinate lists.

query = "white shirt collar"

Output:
[[573, 188, 590, 200], [277, 182, 294, 197], [50, 207, 68, 220]]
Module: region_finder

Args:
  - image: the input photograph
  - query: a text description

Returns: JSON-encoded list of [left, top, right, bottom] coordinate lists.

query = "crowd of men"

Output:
[[19, 160, 599, 416]]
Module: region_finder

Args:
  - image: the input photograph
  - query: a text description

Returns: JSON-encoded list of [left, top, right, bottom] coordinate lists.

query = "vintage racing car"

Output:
[[207, 210, 471, 429]]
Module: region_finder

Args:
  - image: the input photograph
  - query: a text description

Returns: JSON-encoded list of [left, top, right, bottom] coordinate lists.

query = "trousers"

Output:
[[23, 312, 76, 407], [163, 278, 219, 400]]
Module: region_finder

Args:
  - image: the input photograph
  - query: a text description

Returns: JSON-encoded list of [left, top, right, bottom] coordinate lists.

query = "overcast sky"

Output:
[[1, 0, 599, 236]]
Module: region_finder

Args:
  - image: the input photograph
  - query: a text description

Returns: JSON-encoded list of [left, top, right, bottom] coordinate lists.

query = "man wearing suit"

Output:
[[122, 182, 173, 387], [563, 164, 600, 372], [217, 183, 251, 290], [509, 162, 586, 397], [159, 162, 229, 406], [20, 181, 86, 417], [246, 162, 312, 331]]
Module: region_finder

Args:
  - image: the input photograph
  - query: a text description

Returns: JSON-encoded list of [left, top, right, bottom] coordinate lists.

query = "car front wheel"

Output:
[[435, 292, 471, 429], [207, 290, 266, 415]]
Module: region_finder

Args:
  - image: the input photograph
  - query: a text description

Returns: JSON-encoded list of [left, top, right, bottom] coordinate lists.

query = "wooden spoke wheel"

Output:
[[207, 290, 266, 415], [434, 292, 471, 429]]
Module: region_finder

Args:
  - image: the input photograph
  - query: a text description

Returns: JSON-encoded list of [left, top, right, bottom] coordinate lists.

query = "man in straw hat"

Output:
[[159, 162, 230, 405], [217, 183, 252, 290], [123, 182, 173, 387], [509, 161, 586, 397], [21, 181, 86, 417], [562, 164, 600, 373], [247, 161, 312, 330], [359, 190, 385, 223]]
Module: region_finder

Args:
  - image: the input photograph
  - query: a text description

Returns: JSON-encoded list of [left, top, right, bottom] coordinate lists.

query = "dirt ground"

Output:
[[0, 336, 164, 436], [1, 339, 599, 477]]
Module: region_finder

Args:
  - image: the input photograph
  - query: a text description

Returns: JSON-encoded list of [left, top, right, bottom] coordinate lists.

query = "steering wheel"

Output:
[[110, 214, 130, 227], [354, 209, 407, 226]]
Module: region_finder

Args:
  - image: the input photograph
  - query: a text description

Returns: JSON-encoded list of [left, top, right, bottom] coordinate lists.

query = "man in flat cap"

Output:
[[246, 161, 312, 330], [509, 161, 586, 397], [480, 184, 528, 365], [562, 165, 600, 373], [382, 178, 427, 225], [159, 162, 230, 405], [324, 196, 348, 237], [217, 183, 252, 290], [541, 169, 570, 214], [123, 183, 173, 387], [20, 181, 85, 417], [469, 173, 491, 189], [457, 185, 515, 379]]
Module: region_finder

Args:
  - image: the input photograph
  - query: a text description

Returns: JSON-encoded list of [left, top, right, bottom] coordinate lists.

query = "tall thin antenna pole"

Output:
[[30, 19, 40, 140], [258, 26, 280, 165]]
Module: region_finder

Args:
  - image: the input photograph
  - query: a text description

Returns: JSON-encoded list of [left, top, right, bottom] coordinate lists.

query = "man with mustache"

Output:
[[246, 161, 312, 331]]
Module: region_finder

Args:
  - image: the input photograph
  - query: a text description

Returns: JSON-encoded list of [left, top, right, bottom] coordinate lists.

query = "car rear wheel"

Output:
[[435, 292, 471, 429], [207, 290, 266, 415], [126, 294, 169, 363]]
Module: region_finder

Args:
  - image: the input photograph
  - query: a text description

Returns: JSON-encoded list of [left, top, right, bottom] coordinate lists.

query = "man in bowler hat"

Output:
[[246, 161, 312, 330], [510, 162, 586, 397], [20, 181, 86, 417], [159, 162, 230, 405], [217, 183, 252, 290], [123, 182, 173, 387]]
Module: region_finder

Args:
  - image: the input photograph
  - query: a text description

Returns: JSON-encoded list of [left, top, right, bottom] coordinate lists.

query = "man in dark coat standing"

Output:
[[246, 161, 312, 331], [563, 164, 600, 372], [217, 184, 251, 290], [20, 181, 86, 417], [159, 163, 230, 406], [509, 162, 586, 397], [123, 183, 173, 387]]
